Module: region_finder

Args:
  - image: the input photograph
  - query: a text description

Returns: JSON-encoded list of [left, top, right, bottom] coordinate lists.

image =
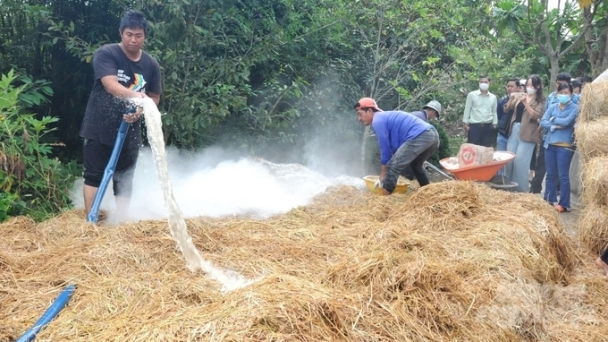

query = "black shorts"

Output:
[[83, 138, 139, 197]]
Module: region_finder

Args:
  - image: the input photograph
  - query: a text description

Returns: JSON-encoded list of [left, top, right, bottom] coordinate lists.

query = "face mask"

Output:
[[479, 83, 489, 91], [526, 87, 536, 95], [557, 94, 571, 104]]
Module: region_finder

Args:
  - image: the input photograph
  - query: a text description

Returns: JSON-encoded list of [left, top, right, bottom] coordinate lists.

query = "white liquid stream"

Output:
[[136, 98, 253, 292]]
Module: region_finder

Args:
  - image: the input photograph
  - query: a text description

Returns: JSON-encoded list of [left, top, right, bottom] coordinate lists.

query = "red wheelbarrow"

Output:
[[425, 151, 518, 189]]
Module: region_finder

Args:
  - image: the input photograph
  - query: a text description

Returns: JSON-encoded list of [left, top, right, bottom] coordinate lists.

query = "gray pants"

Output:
[[384, 128, 440, 192]]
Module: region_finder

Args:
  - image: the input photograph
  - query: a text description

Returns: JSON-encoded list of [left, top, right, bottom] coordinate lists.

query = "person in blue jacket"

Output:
[[355, 97, 440, 195], [539, 82, 579, 213]]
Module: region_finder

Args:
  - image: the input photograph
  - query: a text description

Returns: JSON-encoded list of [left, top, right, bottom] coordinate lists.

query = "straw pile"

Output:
[[576, 81, 608, 254], [578, 81, 608, 122], [4, 181, 608, 341], [574, 117, 608, 163]]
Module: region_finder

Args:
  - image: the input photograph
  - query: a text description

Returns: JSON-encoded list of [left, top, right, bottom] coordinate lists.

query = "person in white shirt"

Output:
[[462, 75, 498, 147]]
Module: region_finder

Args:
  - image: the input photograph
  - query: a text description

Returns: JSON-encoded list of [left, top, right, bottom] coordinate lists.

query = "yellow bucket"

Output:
[[362, 175, 410, 195]]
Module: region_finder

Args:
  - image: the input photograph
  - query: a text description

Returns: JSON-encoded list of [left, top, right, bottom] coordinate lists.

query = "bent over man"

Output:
[[355, 97, 439, 195]]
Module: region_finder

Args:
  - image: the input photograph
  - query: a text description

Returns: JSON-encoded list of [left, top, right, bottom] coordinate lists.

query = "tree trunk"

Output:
[[583, 7, 608, 78], [548, 55, 560, 92]]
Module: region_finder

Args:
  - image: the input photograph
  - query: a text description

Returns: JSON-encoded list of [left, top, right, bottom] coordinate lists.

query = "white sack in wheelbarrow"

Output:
[[457, 143, 495, 168]]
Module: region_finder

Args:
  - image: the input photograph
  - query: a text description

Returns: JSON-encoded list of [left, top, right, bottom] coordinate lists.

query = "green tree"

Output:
[[493, 0, 588, 89]]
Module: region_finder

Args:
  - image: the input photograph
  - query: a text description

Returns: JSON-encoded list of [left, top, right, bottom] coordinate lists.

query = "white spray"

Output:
[[136, 97, 253, 292]]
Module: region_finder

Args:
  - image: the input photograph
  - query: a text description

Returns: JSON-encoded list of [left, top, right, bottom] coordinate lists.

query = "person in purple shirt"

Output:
[[355, 97, 440, 195]]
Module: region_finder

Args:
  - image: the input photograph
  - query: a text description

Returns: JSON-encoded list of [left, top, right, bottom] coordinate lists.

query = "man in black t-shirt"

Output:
[[79, 10, 162, 220]]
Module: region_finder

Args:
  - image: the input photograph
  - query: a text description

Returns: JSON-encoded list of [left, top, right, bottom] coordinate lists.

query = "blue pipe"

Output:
[[16, 284, 76, 342], [87, 106, 136, 223]]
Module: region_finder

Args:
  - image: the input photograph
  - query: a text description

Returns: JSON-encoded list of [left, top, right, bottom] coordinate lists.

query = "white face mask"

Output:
[[526, 87, 536, 95], [479, 83, 489, 91]]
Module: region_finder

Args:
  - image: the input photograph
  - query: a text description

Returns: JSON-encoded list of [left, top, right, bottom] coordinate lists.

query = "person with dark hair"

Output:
[[530, 72, 580, 194], [79, 10, 162, 220], [517, 79, 527, 93], [497, 78, 520, 152], [504, 74, 546, 192], [540, 82, 578, 213], [355, 97, 439, 194], [571, 79, 582, 95], [462, 75, 498, 147]]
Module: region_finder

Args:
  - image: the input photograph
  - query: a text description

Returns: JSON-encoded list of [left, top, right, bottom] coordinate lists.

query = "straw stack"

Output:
[[4, 182, 608, 341], [576, 81, 608, 254]]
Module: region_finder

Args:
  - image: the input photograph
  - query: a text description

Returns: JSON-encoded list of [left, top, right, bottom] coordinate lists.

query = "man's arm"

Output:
[[147, 92, 160, 105], [100, 76, 145, 100], [462, 93, 473, 124], [462, 93, 473, 133], [380, 165, 388, 180], [146, 59, 162, 105], [491, 95, 498, 126]]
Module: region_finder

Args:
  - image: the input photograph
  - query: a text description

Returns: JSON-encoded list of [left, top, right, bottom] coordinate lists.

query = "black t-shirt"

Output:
[[79, 43, 162, 148]]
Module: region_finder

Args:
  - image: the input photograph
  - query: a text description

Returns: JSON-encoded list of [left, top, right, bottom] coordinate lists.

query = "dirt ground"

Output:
[[555, 193, 579, 237]]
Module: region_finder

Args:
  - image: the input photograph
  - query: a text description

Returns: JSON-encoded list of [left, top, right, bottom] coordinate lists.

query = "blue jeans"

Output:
[[506, 123, 536, 192], [544, 144, 574, 208], [385, 128, 439, 192], [496, 133, 509, 176], [496, 133, 508, 151]]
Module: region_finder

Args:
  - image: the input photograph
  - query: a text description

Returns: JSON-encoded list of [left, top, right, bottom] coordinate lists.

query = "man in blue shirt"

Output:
[[530, 72, 580, 193], [355, 97, 440, 195]]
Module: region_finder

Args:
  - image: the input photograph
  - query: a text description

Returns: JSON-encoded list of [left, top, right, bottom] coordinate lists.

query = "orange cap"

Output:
[[354, 97, 382, 111]]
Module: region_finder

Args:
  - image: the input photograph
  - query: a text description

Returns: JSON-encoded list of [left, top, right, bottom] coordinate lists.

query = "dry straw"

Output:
[[579, 204, 608, 254], [575, 117, 608, 162], [1, 182, 607, 341], [578, 81, 608, 122], [580, 156, 608, 207]]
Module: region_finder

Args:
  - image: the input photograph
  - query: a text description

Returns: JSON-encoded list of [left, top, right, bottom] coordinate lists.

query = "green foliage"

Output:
[[428, 121, 452, 166], [0, 192, 26, 222], [0, 0, 598, 182], [0, 70, 78, 221]]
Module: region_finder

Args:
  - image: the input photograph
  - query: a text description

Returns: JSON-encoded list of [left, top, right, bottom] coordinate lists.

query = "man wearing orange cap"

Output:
[[355, 97, 440, 195]]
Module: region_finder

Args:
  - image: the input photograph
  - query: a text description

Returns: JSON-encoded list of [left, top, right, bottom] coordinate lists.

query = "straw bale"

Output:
[[578, 81, 608, 122], [575, 117, 608, 162], [1, 181, 607, 341], [580, 156, 608, 207], [579, 204, 608, 254]]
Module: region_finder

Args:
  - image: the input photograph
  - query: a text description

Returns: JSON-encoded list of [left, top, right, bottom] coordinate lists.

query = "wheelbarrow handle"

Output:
[[423, 161, 456, 181]]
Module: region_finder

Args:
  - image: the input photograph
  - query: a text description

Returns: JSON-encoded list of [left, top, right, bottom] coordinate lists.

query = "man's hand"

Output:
[[464, 124, 470, 133], [123, 106, 143, 124]]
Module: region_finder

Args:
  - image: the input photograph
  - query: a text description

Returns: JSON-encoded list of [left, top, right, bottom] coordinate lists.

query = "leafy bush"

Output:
[[0, 192, 26, 222], [428, 121, 452, 166], [0, 70, 78, 222]]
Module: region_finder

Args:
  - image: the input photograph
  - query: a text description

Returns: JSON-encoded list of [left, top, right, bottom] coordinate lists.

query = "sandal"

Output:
[[555, 205, 567, 213]]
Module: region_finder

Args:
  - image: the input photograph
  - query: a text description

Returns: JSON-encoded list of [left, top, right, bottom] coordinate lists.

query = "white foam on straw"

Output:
[[69, 97, 366, 291]]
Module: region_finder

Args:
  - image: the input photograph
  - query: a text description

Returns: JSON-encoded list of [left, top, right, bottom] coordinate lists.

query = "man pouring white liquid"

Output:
[[79, 10, 162, 220]]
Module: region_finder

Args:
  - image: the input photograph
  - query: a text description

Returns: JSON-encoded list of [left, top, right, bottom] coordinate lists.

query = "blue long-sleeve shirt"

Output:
[[371, 111, 432, 165], [540, 101, 579, 148]]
